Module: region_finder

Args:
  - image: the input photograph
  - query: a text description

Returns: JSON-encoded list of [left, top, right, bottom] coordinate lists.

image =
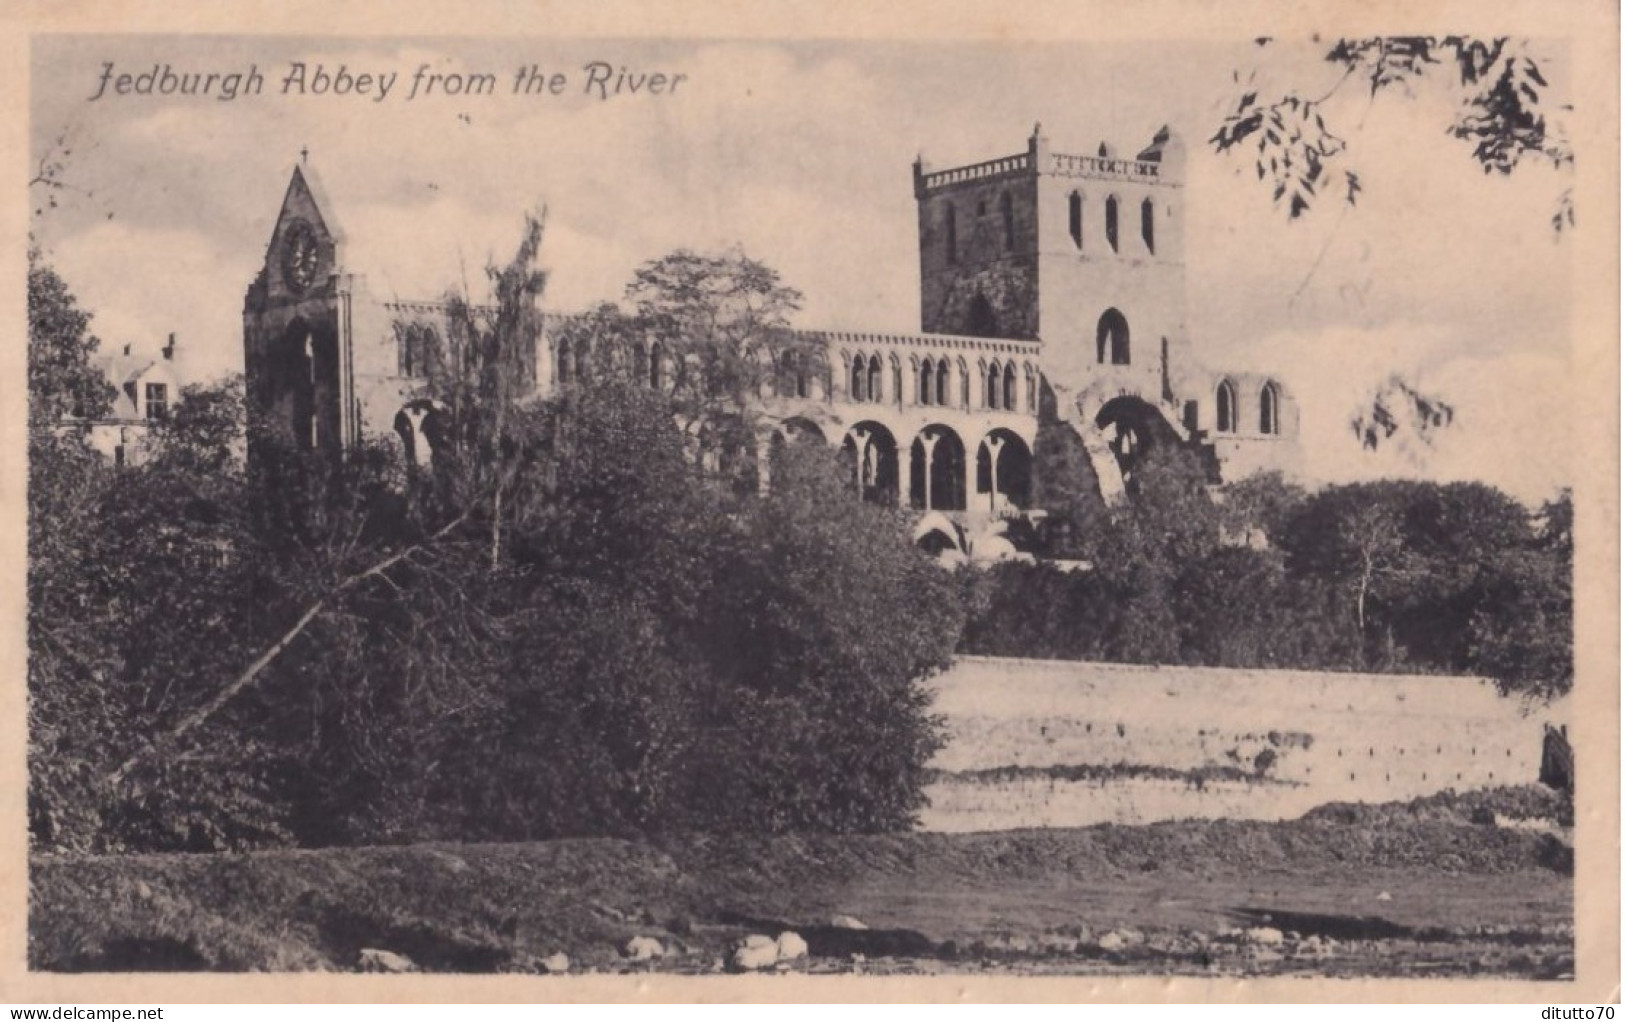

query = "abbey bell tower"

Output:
[[914, 123, 1189, 405], [242, 162, 356, 456]]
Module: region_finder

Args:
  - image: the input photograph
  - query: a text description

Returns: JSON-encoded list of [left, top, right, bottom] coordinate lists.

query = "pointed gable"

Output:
[[266, 164, 344, 257], [255, 161, 348, 302]]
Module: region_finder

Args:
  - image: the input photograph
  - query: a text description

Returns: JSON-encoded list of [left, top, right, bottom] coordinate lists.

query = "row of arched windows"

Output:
[[938, 190, 1161, 262], [849, 353, 887, 404], [398, 324, 439, 379], [777, 350, 813, 399], [985, 359, 1035, 412], [1215, 379, 1284, 435], [556, 336, 666, 391], [832, 420, 1036, 514], [558, 333, 1057, 419], [918, 357, 951, 406], [850, 351, 1036, 412], [1068, 192, 1157, 255]]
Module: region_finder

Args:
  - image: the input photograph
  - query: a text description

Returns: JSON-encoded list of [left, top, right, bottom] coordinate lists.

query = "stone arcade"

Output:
[[243, 125, 1301, 558]]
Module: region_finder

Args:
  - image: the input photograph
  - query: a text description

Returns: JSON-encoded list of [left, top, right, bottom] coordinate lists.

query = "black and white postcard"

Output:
[[7, 0, 1618, 1005]]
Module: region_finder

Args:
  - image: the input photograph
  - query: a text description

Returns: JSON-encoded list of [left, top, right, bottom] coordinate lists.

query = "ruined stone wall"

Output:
[[921, 656, 1567, 832], [917, 166, 1041, 339], [351, 293, 424, 440], [1032, 174, 1184, 416]]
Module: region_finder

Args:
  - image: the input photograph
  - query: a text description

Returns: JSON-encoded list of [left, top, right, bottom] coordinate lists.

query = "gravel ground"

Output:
[[30, 786, 1572, 979]]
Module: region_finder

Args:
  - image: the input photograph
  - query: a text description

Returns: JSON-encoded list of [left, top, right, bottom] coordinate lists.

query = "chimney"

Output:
[[163, 332, 176, 361]]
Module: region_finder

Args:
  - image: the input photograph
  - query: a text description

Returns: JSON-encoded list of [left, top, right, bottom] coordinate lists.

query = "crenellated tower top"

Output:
[[914, 124, 1184, 203]]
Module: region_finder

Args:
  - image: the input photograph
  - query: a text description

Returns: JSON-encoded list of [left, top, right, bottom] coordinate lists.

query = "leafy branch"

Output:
[[107, 512, 469, 786], [1213, 36, 1573, 228]]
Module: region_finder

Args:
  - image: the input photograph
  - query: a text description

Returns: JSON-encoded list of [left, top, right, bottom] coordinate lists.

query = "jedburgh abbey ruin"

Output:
[[244, 124, 1300, 558]]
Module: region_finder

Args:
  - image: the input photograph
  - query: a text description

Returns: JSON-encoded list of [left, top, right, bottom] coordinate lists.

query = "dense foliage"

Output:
[[29, 252, 114, 425], [1213, 36, 1571, 227], [27, 245, 963, 854], [963, 453, 1572, 700]]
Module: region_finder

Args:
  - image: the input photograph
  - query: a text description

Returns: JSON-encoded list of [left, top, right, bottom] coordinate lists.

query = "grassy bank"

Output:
[[30, 787, 1573, 978]]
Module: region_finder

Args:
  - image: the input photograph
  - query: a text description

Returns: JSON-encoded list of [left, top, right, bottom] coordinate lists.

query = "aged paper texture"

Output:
[[2, 0, 1617, 1004]]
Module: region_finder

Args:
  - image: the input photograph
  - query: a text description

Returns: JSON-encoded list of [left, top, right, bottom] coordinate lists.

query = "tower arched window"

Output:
[[945, 202, 958, 264], [406, 325, 436, 378], [1000, 191, 1015, 250], [850, 356, 866, 402], [1216, 380, 1237, 433], [936, 358, 949, 407], [557, 336, 573, 385], [919, 360, 933, 405], [1141, 197, 1155, 254], [1105, 195, 1120, 253], [1003, 362, 1017, 411], [648, 341, 663, 391], [1068, 191, 1083, 249], [1025, 365, 1037, 411], [986, 361, 1001, 410], [1096, 309, 1130, 365], [867, 354, 883, 403], [794, 352, 810, 398], [959, 361, 970, 408], [1259, 381, 1281, 435], [574, 337, 591, 382], [967, 294, 997, 338], [891, 359, 902, 406]]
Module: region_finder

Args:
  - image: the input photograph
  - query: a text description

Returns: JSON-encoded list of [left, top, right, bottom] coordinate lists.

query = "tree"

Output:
[[30, 219, 981, 850], [1171, 545, 1353, 669], [1028, 400, 1109, 559], [1466, 487, 1572, 700], [149, 376, 247, 475], [1278, 483, 1419, 664], [962, 444, 1225, 666], [412, 212, 548, 568], [1467, 546, 1572, 701], [695, 440, 962, 832], [1350, 374, 1456, 461], [1213, 36, 1572, 227], [622, 248, 823, 491], [28, 252, 114, 426], [1275, 479, 1549, 671], [1216, 470, 1307, 544]]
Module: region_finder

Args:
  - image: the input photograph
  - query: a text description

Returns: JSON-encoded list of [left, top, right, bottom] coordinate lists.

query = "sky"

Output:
[[30, 34, 1575, 503]]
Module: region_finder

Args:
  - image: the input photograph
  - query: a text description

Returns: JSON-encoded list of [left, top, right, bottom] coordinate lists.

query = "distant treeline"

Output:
[[962, 443, 1572, 700]]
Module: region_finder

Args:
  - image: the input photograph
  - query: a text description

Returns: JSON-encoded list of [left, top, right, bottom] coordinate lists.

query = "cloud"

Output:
[[51, 221, 251, 380], [1238, 325, 1570, 504]]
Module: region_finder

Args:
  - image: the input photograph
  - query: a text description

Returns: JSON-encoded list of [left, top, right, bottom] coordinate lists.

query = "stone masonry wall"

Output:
[[920, 656, 1567, 832]]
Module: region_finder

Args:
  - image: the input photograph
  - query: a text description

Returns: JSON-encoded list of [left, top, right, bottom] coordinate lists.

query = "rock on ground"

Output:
[[623, 936, 664, 961], [732, 934, 779, 972], [358, 948, 416, 973], [776, 931, 808, 961]]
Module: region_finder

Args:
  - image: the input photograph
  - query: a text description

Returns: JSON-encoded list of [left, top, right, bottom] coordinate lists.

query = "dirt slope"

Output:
[[29, 787, 1573, 978]]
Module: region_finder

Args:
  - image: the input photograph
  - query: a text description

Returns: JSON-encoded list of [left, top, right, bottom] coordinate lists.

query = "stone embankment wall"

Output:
[[920, 656, 1568, 832]]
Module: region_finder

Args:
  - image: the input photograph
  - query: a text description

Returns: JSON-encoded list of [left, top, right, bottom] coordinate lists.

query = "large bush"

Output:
[[29, 372, 963, 850]]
